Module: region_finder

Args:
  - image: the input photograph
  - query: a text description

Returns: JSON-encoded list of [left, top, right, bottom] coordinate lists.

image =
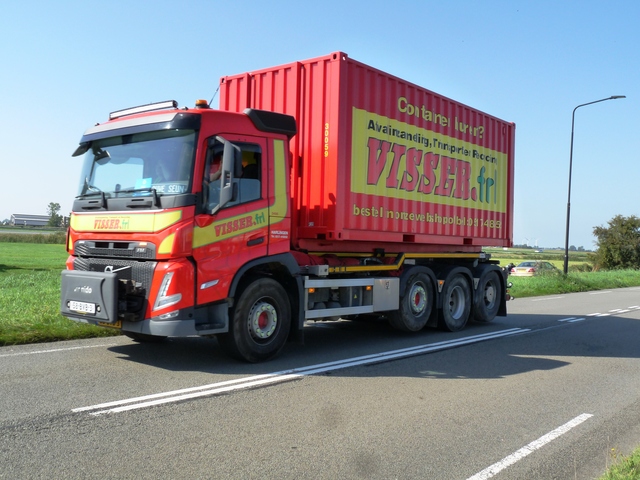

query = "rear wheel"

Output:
[[473, 271, 502, 323], [388, 272, 433, 332], [439, 274, 471, 332], [217, 278, 291, 362]]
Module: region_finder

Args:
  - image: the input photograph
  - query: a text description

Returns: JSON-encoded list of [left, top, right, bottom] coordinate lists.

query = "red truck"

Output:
[[61, 52, 515, 362]]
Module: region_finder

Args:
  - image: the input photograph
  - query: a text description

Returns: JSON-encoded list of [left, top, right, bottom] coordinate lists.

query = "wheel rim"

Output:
[[484, 281, 496, 308], [410, 283, 427, 315], [447, 286, 465, 320], [248, 300, 278, 341]]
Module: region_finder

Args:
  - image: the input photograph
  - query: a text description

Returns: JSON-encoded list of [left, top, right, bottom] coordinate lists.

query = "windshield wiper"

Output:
[[76, 190, 107, 209], [116, 187, 160, 207]]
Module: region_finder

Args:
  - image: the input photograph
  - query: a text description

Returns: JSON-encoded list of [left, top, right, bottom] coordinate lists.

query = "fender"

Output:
[[398, 265, 438, 294], [228, 252, 305, 340], [432, 265, 474, 311]]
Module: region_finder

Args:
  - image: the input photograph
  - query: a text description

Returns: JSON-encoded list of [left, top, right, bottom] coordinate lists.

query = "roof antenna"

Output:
[[209, 85, 220, 107]]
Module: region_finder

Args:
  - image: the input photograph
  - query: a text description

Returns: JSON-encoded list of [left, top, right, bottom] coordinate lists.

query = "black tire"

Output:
[[438, 274, 471, 332], [473, 271, 502, 323], [388, 272, 433, 332], [123, 332, 167, 343], [217, 278, 291, 362]]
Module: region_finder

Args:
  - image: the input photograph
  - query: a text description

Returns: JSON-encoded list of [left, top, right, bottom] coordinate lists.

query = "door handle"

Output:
[[247, 236, 265, 247]]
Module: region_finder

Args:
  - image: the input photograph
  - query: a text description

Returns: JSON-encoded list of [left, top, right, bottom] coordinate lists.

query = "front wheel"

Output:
[[217, 278, 291, 362]]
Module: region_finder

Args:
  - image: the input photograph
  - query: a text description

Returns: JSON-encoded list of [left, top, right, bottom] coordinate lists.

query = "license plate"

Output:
[[69, 300, 96, 314], [98, 320, 122, 329]]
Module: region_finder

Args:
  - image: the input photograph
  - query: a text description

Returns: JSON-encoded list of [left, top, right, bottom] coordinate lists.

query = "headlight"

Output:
[[153, 272, 182, 310]]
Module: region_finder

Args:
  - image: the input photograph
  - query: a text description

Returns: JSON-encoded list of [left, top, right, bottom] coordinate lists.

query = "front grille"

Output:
[[75, 240, 156, 260], [73, 257, 156, 300]]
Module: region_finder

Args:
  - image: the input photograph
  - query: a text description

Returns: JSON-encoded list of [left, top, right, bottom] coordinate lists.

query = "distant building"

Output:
[[10, 214, 50, 227]]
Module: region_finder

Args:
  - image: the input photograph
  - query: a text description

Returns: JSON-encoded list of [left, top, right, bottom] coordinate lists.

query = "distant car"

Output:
[[510, 261, 558, 277]]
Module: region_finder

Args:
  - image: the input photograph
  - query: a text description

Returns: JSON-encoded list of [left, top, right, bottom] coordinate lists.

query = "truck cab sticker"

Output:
[[71, 211, 182, 233], [214, 212, 265, 238]]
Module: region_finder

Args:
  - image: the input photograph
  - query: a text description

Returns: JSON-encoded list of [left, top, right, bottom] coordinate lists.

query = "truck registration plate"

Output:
[[69, 300, 96, 314]]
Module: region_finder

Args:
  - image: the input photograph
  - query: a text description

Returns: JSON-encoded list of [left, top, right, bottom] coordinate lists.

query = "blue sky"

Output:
[[1, 0, 637, 249]]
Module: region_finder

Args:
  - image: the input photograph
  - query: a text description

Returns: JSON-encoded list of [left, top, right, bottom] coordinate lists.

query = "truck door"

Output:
[[192, 135, 270, 306]]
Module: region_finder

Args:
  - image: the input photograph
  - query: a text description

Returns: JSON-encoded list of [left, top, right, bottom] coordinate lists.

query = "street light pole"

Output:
[[563, 95, 626, 275]]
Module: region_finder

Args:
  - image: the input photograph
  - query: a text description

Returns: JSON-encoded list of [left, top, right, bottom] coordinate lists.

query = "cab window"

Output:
[[203, 141, 262, 213]]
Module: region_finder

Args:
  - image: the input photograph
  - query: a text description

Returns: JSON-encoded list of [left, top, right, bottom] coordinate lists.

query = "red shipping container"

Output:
[[220, 52, 515, 254]]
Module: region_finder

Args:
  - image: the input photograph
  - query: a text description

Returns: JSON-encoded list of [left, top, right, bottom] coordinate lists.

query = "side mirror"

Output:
[[209, 138, 241, 215]]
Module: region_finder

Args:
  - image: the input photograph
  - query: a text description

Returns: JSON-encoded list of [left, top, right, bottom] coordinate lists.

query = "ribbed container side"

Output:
[[220, 52, 514, 252]]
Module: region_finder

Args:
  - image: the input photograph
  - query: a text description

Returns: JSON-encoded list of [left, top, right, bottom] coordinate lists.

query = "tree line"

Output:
[[592, 215, 640, 270], [46, 202, 63, 227]]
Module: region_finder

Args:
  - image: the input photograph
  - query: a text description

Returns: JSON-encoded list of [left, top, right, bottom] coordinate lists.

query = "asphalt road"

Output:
[[2, 287, 640, 479]]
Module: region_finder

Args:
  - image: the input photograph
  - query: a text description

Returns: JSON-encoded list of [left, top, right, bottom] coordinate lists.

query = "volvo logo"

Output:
[[104, 265, 131, 273]]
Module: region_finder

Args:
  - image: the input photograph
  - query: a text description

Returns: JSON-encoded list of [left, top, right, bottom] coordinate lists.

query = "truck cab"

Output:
[[61, 100, 301, 361]]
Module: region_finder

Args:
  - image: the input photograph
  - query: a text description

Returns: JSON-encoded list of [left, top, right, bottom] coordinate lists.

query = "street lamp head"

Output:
[[610, 95, 626, 99]]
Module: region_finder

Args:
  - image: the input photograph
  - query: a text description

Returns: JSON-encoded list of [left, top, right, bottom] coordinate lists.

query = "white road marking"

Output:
[[589, 291, 612, 295], [74, 328, 529, 415], [531, 296, 564, 301], [559, 317, 586, 323], [467, 413, 593, 480], [0, 344, 119, 358]]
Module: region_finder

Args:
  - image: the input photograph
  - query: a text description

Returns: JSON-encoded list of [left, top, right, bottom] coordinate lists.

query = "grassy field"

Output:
[[0, 242, 119, 345], [484, 246, 593, 271]]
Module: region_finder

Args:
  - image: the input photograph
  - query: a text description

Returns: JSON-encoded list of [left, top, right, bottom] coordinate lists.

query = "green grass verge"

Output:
[[507, 269, 640, 298], [0, 231, 66, 244], [0, 243, 119, 345], [486, 246, 640, 298], [599, 448, 640, 479]]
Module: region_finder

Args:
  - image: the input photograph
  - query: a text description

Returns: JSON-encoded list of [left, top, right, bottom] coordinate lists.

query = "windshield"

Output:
[[76, 129, 196, 198]]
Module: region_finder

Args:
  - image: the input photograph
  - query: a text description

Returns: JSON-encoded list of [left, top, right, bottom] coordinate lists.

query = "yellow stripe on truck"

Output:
[[270, 139, 288, 218], [70, 211, 182, 233], [193, 208, 270, 247], [158, 233, 175, 254]]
